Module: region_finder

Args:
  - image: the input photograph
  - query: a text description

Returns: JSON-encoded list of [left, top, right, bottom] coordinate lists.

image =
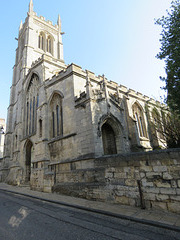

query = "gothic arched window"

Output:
[[38, 32, 45, 50], [132, 103, 147, 138], [25, 74, 39, 136], [46, 35, 53, 54], [50, 93, 63, 138]]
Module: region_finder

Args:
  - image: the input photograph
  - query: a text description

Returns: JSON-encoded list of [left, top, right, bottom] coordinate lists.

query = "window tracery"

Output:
[[38, 32, 53, 55], [47, 35, 52, 54], [25, 74, 39, 136], [38, 32, 45, 50], [132, 102, 147, 138], [50, 93, 63, 138]]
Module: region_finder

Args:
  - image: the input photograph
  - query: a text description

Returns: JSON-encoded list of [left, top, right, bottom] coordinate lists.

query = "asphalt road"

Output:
[[0, 191, 179, 240]]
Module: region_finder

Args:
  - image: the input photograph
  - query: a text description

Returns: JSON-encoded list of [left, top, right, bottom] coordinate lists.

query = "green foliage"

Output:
[[149, 105, 180, 149], [156, 0, 180, 116]]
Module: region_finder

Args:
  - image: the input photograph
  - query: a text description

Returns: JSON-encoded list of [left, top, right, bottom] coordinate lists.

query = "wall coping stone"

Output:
[[48, 153, 95, 165]]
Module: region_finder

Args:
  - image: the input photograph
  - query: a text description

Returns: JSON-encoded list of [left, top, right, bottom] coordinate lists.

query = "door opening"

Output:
[[102, 122, 117, 155]]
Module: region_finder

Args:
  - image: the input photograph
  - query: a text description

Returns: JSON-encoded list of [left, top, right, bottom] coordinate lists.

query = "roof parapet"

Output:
[[43, 63, 163, 105], [119, 85, 128, 92], [109, 80, 118, 86]]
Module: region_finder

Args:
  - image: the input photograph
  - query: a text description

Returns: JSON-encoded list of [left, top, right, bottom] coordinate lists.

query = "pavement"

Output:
[[0, 182, 180, 232]]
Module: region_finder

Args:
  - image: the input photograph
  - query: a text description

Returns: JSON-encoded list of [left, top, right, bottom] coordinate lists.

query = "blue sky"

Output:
[[0, 0, 172, 121]]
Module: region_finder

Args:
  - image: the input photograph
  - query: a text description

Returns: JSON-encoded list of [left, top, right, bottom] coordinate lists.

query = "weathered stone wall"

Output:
[[2, 1, 169, 188], [30, 160, 54, 193], [52, 149, 180, 214]]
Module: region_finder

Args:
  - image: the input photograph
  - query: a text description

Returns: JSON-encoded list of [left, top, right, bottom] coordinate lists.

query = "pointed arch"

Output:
[[46, 35, 53, 54], [132, 100, 144, 111], [102, 122, 117, 155], [132, 101, 147, 138], [48, 90, 64, 104], [98, 113, 125, 154], [49, 92, 63, 138], [38, 31, 45, 51], [24, 73, 40, 137], [25, 72, 40, 92]]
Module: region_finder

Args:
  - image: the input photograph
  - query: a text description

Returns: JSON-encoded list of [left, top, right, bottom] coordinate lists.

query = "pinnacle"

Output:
[[29, 0, 33, 13]]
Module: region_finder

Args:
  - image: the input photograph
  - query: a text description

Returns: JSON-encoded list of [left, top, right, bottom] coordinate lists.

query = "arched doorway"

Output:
[[25, 140, 33, 182], [102, 122, 117, 155]]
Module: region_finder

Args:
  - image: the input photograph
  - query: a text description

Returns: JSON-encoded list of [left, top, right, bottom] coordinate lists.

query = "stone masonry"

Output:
[[51, 149, 180, 214], [1, 0, 177, 215]]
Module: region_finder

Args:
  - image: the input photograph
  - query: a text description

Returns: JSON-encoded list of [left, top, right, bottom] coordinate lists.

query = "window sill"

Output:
[[139, 136, 149, 141], [37, 48, 53, 57]]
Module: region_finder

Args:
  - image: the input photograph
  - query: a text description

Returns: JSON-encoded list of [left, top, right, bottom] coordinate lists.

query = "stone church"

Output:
[[1, 1, 166, 190]]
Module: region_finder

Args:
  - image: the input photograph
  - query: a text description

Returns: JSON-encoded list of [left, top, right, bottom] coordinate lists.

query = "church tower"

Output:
[[1, 0, 162, 193], [2, 0, 66, 183]]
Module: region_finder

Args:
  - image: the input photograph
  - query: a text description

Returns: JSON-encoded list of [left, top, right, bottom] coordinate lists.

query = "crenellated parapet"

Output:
[[27, 0, 61, 31], [44, 63, 165, 109]]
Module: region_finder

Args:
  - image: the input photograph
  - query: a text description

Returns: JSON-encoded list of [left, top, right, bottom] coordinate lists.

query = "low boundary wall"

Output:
[[51, 149, 180, 214]]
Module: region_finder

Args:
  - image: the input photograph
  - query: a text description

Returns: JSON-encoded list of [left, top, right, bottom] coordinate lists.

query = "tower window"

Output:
[[38, 33, 53, 54], [47, 36, 52, 54], [38, 33, 45, 50]]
